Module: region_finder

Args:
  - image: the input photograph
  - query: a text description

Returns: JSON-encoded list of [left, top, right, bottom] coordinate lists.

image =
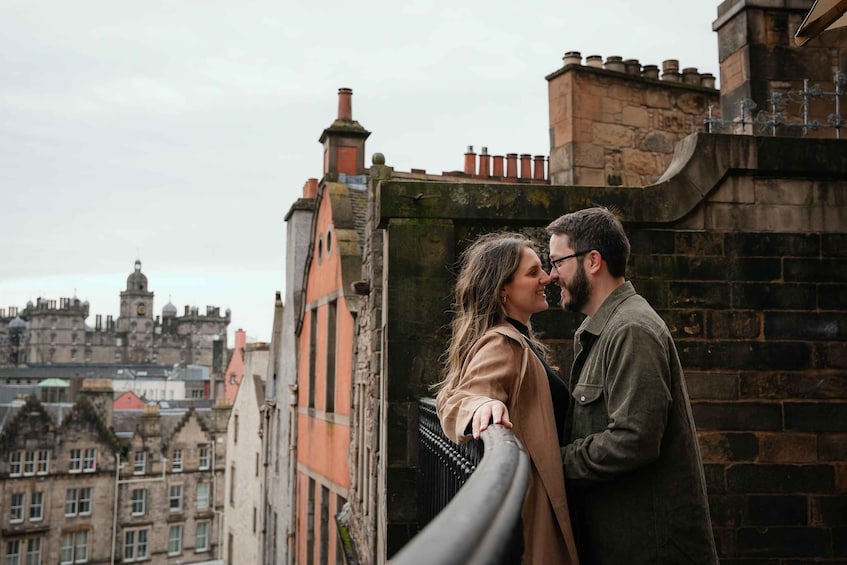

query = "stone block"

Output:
[[686, 372, 739, 401], [698, 431, 759, 462], [725, 233, 820, 258], [710, 177, 756, 204], [692, 402, 782, 431], [621, 105, 649, 128], [757, 433, 818, 463], [708, 311, 761, 340], [765, 312, 847, 340], [727, 464, 835, 494], [820, 284, 847, 310], [661, 310, 705, 339], [675, 231, 724, 256], [592, 122, 635, 147], [747, 495, 808, 526], [703, 463, 727, 494], [785, 258, 847, 283], [823, 234, 847, 258], [735, 526, 830, 558], [740, 373, 847, 400], [819, 434, 847, 461], [708, 494, 746, 527], [785, 402, 847, 433], [680, 341, 813, 371], [730, 283, 816, 310], [754, 178, 814, 205], [810, 495, 847, 526], [667, 281, 730, 308]]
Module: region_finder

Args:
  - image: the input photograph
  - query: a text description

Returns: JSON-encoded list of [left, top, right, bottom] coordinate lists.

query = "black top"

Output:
[[506, 318, 569, 446]]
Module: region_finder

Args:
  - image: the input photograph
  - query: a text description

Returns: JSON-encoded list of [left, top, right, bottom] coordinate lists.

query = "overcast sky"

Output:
[[1, 0, 722, 344]]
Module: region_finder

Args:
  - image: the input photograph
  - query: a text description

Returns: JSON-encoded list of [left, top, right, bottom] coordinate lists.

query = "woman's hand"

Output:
[[472, 400, 512, 439]]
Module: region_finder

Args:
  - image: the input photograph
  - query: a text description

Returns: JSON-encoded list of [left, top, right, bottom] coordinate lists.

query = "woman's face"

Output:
[[501, 246, 551, 324]]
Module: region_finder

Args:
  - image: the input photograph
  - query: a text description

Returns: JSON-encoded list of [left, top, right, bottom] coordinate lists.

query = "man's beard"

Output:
[[561, 263, 590, 313]]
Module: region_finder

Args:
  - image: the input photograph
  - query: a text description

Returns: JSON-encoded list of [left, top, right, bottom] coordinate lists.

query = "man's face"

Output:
[[549, 234, 591, 314]]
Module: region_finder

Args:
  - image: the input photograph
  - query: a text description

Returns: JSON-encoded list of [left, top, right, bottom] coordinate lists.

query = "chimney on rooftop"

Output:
[[478, 147, 490, 177], [464, 146, 476, 175], [338, 87, 353, 120]]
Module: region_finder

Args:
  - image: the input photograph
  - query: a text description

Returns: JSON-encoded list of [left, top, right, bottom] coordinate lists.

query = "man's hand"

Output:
[[472, 400, 512, 439]]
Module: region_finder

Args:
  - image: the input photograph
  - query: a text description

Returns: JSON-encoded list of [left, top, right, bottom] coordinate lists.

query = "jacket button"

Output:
[[580, 395, 586, 402]]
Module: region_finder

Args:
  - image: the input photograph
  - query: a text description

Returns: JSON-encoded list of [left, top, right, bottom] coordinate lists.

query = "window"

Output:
[[29, 492, 44, 522], [123, 529, 148, 562], [308, 308, 317, 409], [196, 483, 209, 510], [6, 539, 20, 565], [36, 450, 49, 475], [195, 522, 210, 552], [23, 451, 35, 476], [172, 449, 183, 473], [168, 525, 183, 555], [69, 449, 82, 473], [131, 489, 146, 516], [83, 448, 96, 472], [229, 465, 236, 505], [169, 484, 183, 512], [198, 445, 210, 470], [234, 414, 239, 445], [60, 531, 89, 564], [326, 300, 337, 413], [133, 451, 146, 475], [320, 485, 330, 565], [78, 488, 92, 516], [9, 451, 22, 476], [10, 492, 24, 522], [65, 487, 92, 517], [253, 506, 257, 533], [255, 452, 259, 477], [25, 538, 41, 565]]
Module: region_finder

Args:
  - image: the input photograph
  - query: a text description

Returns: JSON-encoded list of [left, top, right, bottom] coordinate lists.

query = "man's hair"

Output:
[[546, 207, 631, 277]]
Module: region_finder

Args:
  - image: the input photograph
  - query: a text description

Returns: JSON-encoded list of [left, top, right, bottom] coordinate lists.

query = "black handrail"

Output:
[[392, 398, 529, 565]]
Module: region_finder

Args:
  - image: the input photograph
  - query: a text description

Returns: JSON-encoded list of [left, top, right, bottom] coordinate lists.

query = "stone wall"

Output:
[[365, 132, 847, 561]]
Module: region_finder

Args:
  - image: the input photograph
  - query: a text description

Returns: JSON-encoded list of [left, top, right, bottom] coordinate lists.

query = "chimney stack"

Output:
[[506, 153, 518, 178], [464, 146, 477, 175], [303, 178, 318, 199], [478, 147, 490, 177], [337, 87, 353, 121]]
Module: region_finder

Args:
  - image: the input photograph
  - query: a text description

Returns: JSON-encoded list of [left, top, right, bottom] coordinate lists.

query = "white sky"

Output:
[[1, 0, 721, 344]]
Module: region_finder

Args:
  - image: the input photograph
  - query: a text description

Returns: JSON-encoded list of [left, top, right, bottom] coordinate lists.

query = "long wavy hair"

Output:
[[434, 232, 549, 394]]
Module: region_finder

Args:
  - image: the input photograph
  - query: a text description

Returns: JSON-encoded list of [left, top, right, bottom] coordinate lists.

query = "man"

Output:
[[547, 207, 718, 564]]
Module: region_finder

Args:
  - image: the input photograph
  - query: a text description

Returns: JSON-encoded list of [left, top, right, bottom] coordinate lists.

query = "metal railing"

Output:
[[391, 398, 528, 565], [705, 70, 846, 138]]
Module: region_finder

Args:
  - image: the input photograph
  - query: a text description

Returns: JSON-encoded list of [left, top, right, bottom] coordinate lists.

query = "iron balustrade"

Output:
[[392, 398, 528, 565]]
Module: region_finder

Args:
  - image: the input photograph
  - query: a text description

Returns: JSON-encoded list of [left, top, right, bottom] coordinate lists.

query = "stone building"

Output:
[[0, 260, 230, 374], [0, 380, 231, 564], [221, 340, 269, 565], [266, 1, 847, 564]]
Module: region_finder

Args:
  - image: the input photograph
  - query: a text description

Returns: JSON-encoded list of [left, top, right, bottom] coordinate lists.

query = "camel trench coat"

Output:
[[436, 323, 579, 565]]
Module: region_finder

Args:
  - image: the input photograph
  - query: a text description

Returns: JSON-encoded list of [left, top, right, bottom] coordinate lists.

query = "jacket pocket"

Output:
[[570, 383, 607, 438], [572, 382, 603, 406]]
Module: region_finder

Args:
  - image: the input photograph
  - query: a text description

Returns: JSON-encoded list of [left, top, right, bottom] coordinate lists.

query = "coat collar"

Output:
[[579, 281, 636, 337]]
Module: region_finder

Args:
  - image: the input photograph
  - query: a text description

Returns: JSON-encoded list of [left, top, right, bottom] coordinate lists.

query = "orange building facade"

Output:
[[294, 88, 369, 565]]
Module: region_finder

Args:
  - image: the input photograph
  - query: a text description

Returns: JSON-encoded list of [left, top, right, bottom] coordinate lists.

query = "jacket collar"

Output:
[[579, 281, 636, 337]]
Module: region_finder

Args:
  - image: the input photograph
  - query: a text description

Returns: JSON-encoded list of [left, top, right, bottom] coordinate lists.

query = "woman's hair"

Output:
[[434, 232, 549, 393]]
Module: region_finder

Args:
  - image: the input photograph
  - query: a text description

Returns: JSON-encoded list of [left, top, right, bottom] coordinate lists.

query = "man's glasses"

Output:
[[550, 251, 589, 274]]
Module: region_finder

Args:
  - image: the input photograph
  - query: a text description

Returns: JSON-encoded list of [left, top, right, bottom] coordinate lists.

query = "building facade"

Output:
[[0, 380, 231, 564], [0, 260, 230, 372]]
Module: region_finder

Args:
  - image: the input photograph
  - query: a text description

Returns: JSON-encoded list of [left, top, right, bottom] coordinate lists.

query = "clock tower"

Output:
[[117, 260, 154, 333]]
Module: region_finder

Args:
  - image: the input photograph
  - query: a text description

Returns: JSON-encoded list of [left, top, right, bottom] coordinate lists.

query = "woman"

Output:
[[435, 232, 579, 565]]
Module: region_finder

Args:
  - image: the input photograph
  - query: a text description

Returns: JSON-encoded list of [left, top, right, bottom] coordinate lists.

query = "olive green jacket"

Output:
[[563, 282, 718, 564]]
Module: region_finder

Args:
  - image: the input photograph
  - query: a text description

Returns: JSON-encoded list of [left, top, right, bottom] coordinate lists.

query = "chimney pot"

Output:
[[519, 154, 532, 179], [464, 146, 477, 175], [623, 59, 641, 75], [533, 155, 546, 180], [586, 55, 603, 69], [492, 155, 504, 177], [303, 178, 318, 199], [337, 87, 353, 121], [506, 153, 518, 178], [641, 64, 659, 80], [700, 73, 716, 89], [562, 51, 582, 66], [604, 56, 625, 73]]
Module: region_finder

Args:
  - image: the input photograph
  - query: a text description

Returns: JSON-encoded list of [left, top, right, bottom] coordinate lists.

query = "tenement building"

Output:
[[0, 260, 230, 368], [0, 380, 230, 564]]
